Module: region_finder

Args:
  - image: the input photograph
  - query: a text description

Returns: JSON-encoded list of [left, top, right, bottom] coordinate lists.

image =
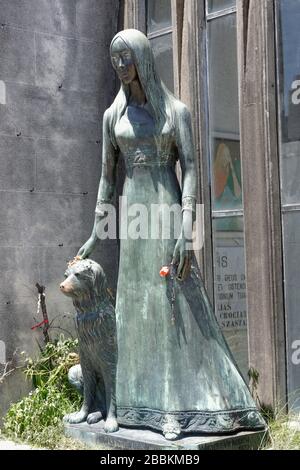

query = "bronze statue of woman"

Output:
[[77, 29, 265, 440]]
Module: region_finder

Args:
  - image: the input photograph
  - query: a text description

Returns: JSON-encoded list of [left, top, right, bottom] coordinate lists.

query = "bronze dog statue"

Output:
[[60, 258, 118, 433]]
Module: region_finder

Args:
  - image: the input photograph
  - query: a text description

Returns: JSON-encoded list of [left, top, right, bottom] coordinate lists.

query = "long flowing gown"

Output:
[[113, 102, 265, 434]]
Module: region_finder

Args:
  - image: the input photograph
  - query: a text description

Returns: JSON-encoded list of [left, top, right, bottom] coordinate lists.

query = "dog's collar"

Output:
[[76, 310, 100, 322], [75, 298, 110, 322]]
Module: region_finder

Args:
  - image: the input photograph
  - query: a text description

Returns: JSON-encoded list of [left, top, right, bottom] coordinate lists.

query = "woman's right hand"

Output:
[[77, 235, 98, 259]]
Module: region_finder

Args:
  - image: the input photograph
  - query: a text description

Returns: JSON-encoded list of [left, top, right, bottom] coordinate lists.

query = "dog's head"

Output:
[[60, 259, 107, 302]]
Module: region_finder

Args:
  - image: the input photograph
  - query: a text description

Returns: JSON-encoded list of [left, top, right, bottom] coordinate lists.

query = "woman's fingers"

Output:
[[181, 257, 192, 281], [77, 244, 89, 259], [177, 253, 192, 281], [172, 240, 193, 280], [77, 236, 98, 259], [177, 251, 186, 278], [77, 247, 84, 257], [172, 244, 180, 265]]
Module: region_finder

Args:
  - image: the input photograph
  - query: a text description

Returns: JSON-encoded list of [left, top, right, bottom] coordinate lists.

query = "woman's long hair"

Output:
[[107, 29, 179, 152]]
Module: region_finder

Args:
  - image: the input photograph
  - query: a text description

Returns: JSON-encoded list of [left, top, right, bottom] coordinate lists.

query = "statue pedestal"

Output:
[[64, 422, 267, 450]]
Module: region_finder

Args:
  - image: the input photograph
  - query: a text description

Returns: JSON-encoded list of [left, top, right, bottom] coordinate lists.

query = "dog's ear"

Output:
[[93, 264, 107, 298]]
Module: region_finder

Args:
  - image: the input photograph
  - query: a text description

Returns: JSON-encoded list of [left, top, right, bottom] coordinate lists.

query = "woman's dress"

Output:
[[113, 103, 265, 434]]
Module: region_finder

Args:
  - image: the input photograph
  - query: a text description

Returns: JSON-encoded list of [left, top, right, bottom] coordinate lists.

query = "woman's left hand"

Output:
[[172, 236, 192, 281]]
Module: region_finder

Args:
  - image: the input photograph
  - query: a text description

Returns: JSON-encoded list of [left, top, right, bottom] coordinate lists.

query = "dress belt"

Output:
[[123, 152, 177, 168]]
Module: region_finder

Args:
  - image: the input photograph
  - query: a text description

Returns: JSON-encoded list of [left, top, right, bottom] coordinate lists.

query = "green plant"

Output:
[[263, 408, 300, 450], [2, 335, 82, 449]]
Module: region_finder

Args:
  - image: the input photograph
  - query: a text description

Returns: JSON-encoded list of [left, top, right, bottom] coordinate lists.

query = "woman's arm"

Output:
[[172, 104, 197, 280], [95, 109, 118, 216], [77, 109, 118, 259], [176, 104, 197, 205]]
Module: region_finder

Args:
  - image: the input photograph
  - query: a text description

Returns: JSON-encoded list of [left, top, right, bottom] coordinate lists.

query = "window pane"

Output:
[[207, 0, 236, 14], [207, 12, 247, 378], [208, 14, 241, 210], [150, 34, 174, 93], [281, 212, 300, 410], [278, 0, 300, 205], [277, 0, 300, 410], [147, 0, 172, 34], [212, 138, 242, 211], [213, 217, 248, 379]]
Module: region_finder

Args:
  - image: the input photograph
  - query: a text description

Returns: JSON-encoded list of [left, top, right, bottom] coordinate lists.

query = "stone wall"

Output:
[[0, 0, 121, 416]]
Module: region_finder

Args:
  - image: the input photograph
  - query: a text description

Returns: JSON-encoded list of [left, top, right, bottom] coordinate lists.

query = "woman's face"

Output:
[[110, 36, 137, 85]]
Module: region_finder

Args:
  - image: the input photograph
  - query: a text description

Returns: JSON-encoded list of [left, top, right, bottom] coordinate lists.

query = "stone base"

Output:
[[64, 422, 268, 450]]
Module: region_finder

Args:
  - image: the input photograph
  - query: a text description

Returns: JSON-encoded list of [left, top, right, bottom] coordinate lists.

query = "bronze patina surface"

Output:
[[76, 29, 266, 440]]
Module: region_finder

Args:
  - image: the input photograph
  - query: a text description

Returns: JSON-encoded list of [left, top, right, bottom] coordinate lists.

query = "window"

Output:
[[146, 0, 174, 92], [207, 0, 236, 15], [276, 0, 300, 410], [144, 0, 248, 377], [206, 1, 248, 378]]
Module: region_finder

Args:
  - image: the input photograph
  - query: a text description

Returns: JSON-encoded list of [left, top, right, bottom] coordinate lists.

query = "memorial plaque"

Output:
[[213, 238, 249, 379], [214, 246, 247, 331]]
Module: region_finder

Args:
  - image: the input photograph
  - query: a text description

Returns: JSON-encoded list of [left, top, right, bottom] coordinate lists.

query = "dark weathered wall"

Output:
[[0, 0, 120, 415]]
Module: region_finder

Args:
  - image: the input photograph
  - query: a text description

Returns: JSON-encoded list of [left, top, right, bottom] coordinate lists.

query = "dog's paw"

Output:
[[87, 411, 103, 425], [163, 431, 181, 441], [104, 417, 119, 433], [162, 415, 181, 441], [63, 410, 88, 424]]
